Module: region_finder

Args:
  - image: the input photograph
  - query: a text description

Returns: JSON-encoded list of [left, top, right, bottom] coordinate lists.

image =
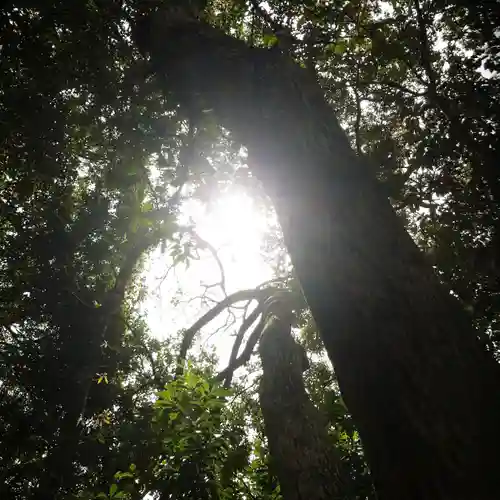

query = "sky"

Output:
[[142, 188, 276, 369]]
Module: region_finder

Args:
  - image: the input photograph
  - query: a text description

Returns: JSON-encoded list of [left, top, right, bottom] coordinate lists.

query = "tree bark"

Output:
[[258, 304, 342, 500], [133, 11, 500, 500]]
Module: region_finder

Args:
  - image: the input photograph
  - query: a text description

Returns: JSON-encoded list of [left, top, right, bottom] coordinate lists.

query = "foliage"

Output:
[[79, 369, 250, 500], [1, 0, 499, 499]]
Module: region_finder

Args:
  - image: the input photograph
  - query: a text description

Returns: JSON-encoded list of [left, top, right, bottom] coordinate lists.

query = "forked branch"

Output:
[[175, 288, 274, 376]]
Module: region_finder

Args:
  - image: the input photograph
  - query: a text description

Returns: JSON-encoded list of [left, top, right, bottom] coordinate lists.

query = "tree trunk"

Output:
[[133, 11, 500, 500], [258, 303, 342, 500]]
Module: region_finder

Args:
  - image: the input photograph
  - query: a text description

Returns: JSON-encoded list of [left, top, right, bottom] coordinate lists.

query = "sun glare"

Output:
[[143, 188, 275, 364], [195, 191, 271, 290]]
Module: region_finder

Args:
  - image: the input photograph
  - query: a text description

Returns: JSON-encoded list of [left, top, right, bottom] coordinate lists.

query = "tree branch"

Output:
[[413, 0, 439, 92], [176, 288, 274, 376], [215, 312, 267, 384], [249, 0, 297, 50], [222, 303, 264, 388], [360, 79, 428, 97], [186, 228, 227, 296]]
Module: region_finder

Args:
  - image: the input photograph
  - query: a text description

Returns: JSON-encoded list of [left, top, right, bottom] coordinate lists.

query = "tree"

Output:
[[3, 1, 500, 499], [314, 0, 500, 345], [0, 3, 183, 496], [258, 298, 342, 500], [133, 4, 500, 499]]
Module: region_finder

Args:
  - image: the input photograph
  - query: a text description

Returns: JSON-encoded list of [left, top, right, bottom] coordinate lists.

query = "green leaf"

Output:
[[157, 388, 172, 401], [141, 201, 154, 213], [114, 471, 134, 480], [184, 370, 199, 388], [262, 33, 278, 47], [334, 41, 348, 54], [109, 484, 118, 497]]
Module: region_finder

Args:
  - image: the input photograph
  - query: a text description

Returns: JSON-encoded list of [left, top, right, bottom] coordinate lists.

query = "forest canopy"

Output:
[[1, 1, 499, 499]]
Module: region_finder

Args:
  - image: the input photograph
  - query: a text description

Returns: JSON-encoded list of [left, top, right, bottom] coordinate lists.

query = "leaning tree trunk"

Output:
[[133, 10, 500, 500], [258, 302, 342, 500]]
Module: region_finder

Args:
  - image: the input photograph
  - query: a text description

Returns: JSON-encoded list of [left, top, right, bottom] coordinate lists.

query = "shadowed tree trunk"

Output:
[[258, 302, 342, 500], [133, 9, 500, 500]]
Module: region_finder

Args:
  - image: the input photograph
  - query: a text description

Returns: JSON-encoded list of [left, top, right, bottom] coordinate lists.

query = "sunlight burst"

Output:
[[144, 188, 275, 363], [194, 191, 271, 290]]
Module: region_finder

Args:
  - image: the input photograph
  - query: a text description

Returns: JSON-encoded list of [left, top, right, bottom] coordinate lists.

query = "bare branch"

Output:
[[189, 230, 227, 296], [203, 308, 237, 345], [176, 288, 274, 376], [215, 312, 267, 385], [222, 303, 264, 388]]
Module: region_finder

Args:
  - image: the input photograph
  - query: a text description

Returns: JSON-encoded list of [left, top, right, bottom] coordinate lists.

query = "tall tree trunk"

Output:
[[133, 11, 500, 500], [258, 303, 342, 500]]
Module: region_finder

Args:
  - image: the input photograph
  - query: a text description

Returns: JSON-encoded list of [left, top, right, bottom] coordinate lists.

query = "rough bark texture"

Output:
[[258, 306, 341, 500], [133, 11, 500, 500]]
